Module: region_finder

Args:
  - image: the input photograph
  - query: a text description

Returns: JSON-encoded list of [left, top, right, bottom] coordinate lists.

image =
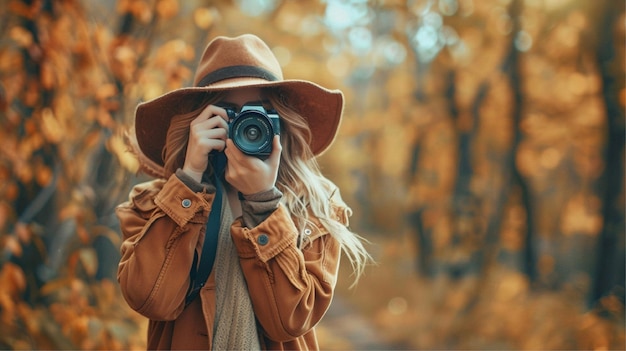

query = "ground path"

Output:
[[317, 296, 397, 350]]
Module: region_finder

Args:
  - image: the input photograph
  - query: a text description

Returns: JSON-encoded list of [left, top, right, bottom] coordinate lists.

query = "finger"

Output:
[[190, 121, 228, 148], [189, 125, 227, 147], [195, 127, 228, 142], [189, 106, 229, 132], [190, 106, 214, 125], [224, 138, 242, 161], [197, 138, 226, 153], [207, 105, 230, 123], [267, 135, 282, 167], [193, 115, 229, 131], [197, 104, 229, 121]]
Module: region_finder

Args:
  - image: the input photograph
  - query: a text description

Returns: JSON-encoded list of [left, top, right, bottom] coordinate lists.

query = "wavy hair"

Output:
[[161, 89, 371, 284]]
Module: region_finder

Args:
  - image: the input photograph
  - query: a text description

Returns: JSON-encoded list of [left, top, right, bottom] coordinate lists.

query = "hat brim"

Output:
[[134, 78, 344, 168]]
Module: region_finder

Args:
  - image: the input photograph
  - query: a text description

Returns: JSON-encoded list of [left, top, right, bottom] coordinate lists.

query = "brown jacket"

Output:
[[116, 173, 349, 350]]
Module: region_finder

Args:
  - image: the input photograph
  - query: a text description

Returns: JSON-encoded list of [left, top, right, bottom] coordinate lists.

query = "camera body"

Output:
[[225, 103, 281, 158]]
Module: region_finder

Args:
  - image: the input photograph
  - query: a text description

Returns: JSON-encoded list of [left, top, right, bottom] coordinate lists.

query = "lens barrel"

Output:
[[227, 103, 280, 158]]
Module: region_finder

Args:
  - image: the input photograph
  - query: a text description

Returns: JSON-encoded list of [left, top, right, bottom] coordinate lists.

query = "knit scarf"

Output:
[[212, 180, 261, 350]]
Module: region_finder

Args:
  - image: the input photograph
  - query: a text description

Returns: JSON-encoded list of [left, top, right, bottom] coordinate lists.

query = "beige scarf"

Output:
[[212, 181, 261, 350]]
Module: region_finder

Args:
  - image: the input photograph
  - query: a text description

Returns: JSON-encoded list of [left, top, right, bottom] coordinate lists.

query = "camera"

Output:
[[225, 103, 280, 158]]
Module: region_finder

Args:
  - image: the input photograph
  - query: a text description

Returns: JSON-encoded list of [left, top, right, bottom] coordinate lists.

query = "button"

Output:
[[181, 199, 192, 208], [257, 234, 269, 246], [304, 228, 312, 236]]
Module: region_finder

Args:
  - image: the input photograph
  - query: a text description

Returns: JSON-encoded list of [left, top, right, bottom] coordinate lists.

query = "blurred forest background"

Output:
[[0, 0, 624, 350]]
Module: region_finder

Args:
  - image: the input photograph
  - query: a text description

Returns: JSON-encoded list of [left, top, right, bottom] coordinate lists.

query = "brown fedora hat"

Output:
[[134, 34, 344, 167]]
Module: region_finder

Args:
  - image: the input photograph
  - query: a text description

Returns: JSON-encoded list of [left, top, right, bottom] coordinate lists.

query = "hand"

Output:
[[182, 105, 229, 182], [224, 135, 282, 195]]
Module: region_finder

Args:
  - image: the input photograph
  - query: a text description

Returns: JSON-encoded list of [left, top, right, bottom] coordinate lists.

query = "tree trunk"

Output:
[[590, 0, 626, 307]]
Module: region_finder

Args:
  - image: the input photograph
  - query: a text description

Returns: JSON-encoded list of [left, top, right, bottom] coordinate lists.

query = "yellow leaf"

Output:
[[108, 134, 139, 173], [41, 108, 63, 144], [194, 7, 218, 29], [157, 0, 179, 19], [79, 248, 98, 278], [560, 194, 603, 236], [40, 277, 73, 296], [9, 26, 33, 47], [96, 84, 118, 102], [130, 0, 153, 23]]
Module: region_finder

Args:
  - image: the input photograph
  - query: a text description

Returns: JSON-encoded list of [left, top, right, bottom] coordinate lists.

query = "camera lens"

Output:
[[244, 126, 261, 142], [230, 112, 272, 155]]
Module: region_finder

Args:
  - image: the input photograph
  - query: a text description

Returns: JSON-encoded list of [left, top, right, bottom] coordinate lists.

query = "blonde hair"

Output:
[[162, 89, 371, 284]]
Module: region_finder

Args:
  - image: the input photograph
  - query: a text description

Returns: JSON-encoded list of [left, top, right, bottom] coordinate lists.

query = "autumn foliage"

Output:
[[0, 0, 624, 350]]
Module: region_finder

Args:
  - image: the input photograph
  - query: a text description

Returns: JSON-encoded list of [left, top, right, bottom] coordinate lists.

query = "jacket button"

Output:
[[181, 199, 192, 208], [304, 228, 312, 236], [257, 234, 269, 246]]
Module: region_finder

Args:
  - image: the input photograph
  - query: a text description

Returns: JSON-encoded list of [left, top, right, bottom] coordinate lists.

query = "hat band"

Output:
[[196, 65, 279, 87]]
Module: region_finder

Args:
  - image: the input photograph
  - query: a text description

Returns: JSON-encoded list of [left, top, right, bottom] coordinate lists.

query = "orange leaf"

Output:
[[0, 262, 27, 297], [3, 236, 23, 257], [96, 84, 118, 102], [41, 108, 64, 144], [194, 7, 218, 29], [157, 0, 179, 19]]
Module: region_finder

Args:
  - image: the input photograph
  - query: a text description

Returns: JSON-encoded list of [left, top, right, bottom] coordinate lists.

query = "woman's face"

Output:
[[219, 87, 263, 110]]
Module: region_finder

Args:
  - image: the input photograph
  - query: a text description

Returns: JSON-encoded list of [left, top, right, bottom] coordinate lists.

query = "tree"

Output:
[[0, 0, 623, 349]]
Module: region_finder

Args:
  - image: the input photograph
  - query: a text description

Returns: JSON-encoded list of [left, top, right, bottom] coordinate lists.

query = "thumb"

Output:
[[267, 135, 282, 167]]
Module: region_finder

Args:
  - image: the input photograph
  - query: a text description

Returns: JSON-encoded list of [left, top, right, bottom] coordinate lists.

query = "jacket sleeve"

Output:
[[115, 173, 216, 321], [230, 203, 348, 342]]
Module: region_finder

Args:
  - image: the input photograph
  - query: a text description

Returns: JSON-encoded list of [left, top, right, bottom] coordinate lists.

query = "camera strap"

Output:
[[185, 154, 225, 305]]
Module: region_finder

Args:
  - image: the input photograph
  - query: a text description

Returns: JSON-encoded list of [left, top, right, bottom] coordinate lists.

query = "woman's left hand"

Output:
[[224, 135, 282, 195]]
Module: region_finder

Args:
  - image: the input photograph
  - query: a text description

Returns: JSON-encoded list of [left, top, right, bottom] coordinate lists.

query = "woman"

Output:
[[116, 34, 370, 350]]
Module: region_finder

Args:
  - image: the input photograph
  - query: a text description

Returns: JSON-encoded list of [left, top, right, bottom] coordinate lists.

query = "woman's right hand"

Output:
[[182, 104, 229, 182]]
